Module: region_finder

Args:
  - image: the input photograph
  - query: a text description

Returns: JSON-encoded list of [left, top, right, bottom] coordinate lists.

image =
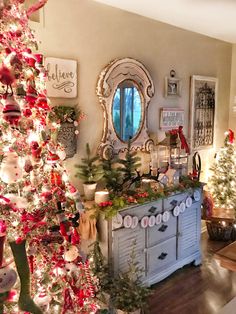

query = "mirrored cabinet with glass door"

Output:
[[97, 58, 154, 158]]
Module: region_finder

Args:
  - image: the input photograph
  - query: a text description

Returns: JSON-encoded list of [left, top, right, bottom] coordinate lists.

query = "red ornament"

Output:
[[0, 65, 15, 86], [30, 141, 42, 160], [50, 170, 62, 186], [228, 129, 235, 144], [36, 94, 49, 110], [25, 85, 38, 107], [2, 96, 21, 125]]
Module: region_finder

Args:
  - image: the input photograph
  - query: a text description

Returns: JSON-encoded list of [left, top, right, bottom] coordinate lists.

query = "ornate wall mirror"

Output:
[[97, 58, 154, 158]]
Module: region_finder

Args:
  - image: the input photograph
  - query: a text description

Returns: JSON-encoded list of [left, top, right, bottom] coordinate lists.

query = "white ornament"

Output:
[[112, 213, 123, 229], [64, 245, 79, 262], [0, 267, 17, 293], [131, 216, 139, 229], [148, 215, 156, 227], [64, 263, 78, 276], [155, 213, 162, 225], [179, 202, 186, 213], [162, 211, 170, 222], [0, 152, 23, 183], [173, 206, 180, 217], [34, 292, 51, 311], [123, 215, 132, 228], [186, 196, 193, 208], [193, 190, 201, 202], [4, 193, 27, 209], [141, 216, 149, 228]]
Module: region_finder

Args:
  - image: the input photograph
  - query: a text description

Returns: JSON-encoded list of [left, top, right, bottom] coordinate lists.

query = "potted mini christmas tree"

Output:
[[75, 143, 104, 200], [110, 244, 151, 314], [207, 129, 236, 240]]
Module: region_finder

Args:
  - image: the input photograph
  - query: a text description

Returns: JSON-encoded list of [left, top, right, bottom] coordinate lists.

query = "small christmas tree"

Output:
[[75, 143, 103, 184], [117, 140, 141, 185], [209, 129, 236, 214], [102, 151, 122, 194]]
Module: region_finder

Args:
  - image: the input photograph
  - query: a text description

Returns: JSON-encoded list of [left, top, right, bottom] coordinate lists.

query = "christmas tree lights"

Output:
[[209, 129, 236, 213], [0, 1, 98, 313]]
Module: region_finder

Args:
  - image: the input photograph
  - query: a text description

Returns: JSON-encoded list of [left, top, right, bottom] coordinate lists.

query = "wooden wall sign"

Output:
[[45, 57, 77, 98], [160, 108, 184, 130]]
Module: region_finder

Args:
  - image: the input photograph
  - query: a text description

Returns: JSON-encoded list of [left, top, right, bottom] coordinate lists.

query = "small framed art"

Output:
[[165, 70, 182, 97]]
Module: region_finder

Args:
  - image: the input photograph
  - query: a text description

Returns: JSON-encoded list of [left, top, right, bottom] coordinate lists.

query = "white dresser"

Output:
[[98, 188, 202, 286]]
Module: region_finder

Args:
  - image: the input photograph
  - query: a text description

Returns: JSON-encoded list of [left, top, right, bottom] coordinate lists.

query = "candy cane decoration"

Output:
[[84, 260, 95, 298], [27, 0, 48, 17]]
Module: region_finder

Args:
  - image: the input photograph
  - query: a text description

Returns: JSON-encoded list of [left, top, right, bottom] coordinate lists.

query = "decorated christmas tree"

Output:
[[209, 129, 236, 214], [0, 1, 98, 313]]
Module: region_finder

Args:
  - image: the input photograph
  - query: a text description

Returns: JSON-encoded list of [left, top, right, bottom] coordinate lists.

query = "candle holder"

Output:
[[94, 190, 109, 204]]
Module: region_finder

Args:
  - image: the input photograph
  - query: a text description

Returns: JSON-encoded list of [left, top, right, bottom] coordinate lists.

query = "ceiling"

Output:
[[94, 0, 236, 43]]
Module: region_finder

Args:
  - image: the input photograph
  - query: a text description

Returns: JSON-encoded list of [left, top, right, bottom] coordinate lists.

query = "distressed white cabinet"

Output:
[[98, 188, 202, 286]]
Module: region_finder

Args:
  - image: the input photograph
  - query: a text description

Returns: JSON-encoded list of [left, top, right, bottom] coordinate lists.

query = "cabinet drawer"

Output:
[[147, 237, 177, 275], [119, 200, 162, 220], [147, 213, 177, 246], [163, 192, 188, 210]]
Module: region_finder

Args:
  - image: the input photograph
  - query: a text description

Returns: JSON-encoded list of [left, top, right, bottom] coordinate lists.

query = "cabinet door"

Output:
[[177, 202, 201, 259], [113, 226, 146, 276]]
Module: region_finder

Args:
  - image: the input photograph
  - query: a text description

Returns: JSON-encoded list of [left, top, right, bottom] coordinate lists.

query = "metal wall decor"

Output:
[[96, 57, 155, 158], [57, 122, 77, 158], [189, 75, 218, 151]]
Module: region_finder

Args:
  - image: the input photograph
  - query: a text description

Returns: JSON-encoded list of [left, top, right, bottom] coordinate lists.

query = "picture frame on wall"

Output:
[[164, 70, 182, 97], [189, 75, 218, 151], [45, 57, 77, 98], [160, 108, 184, 130]]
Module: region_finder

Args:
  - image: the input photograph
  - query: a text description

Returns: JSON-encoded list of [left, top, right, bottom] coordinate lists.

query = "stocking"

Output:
[[10, 240, 43, 314]]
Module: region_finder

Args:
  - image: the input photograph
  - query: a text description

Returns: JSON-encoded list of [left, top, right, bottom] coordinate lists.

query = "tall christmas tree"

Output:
[[0, 1, 98, 313], [209, 129, 236, 214]]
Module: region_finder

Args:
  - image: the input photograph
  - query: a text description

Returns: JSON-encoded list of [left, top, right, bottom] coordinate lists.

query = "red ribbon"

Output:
[[27, 0, 48, 17], [178, 126, 190, 154], [229, 129, 235, 144]]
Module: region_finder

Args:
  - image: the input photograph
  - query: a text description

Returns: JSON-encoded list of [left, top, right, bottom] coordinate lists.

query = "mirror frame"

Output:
[[96, 57, 155, 158]]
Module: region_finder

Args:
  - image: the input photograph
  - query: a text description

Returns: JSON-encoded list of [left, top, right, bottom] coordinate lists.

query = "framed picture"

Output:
[[45, 57, 77, 98], [165, 75, 182, 97], [189, 75, 218, 151], [160, 108, 184, 130]]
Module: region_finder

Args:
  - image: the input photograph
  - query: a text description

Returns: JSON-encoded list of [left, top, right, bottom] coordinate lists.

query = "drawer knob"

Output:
[[148, 206, 157, 214], [158, 224, 168, 232], [170, 199, 178, 207], [158, 252, 168, 260]]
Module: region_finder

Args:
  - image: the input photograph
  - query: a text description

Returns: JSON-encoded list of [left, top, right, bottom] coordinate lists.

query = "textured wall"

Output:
[[31, 0, 232, 187]]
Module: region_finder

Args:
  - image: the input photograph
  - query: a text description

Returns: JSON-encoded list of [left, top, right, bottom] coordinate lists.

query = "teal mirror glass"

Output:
[[112, 80, 142, 142]]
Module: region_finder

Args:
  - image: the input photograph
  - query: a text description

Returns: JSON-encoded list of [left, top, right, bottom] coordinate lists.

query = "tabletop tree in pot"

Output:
[[110, 244, 151, 314], [75, 143, 104, 200], [207, 129, 236, 240]]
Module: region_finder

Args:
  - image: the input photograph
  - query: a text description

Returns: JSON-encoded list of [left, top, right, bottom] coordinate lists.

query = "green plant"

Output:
[[110, 242, 151, 313], [117, 140, 141, 187], [102, 152, 122, 193], [88, 241, 112, 292], [75, 143, 104, 184], [48, 106, 78, 123]]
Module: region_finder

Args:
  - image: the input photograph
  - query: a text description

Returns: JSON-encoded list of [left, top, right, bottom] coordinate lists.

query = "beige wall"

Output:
[[229, 44, 236, 133], [31, 0, 232, 187]]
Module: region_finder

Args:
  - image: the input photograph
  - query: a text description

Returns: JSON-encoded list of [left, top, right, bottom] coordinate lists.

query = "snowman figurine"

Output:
[[0, 266, 17, 294]]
